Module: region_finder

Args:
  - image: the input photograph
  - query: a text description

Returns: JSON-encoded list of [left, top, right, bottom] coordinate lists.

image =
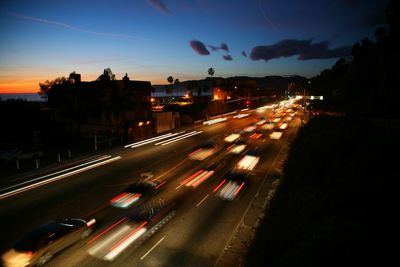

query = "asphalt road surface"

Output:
[[0, 104, 302, 266]]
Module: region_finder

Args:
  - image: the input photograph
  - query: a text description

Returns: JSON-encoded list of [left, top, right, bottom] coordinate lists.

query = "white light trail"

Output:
[[124, 132, 185, 148], [155, 131, 202, 146], [0, 156, 121, 199], [103, 227, 147, 261]]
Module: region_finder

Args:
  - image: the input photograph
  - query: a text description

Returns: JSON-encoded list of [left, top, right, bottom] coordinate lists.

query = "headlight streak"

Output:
[[237, 155, 259, 170], [233, 114, 249, 119], [155, 131, 202, 146], [0, 156, 121, 200], [124, 132, 185, 148], [224, 133, 241, 143], [203, 117, 227, 125], [0, 155, 111, 193]]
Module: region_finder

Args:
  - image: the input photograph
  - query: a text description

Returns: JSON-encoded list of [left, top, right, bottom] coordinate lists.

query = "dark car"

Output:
[[1, 218, 96, 266], [214, 171, 248, 200], [110, 180, 165, 209]]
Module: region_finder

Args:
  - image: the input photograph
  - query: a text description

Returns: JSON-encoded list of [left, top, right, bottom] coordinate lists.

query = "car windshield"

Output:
[[128, 201, 164, 222], [13, 223, 61, 252], [125, 183, 153, 194], [226, 172, 247, 182], [199, 142, 215, 149]]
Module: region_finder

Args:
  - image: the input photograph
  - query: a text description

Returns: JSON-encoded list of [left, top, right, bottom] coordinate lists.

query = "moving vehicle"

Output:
[[214, 171, 248, 200], [236, 148, 260, 171], [226, 138, 247, 154], [2, 218, 96, 267], [188, 141, 216, 161], [110, 180, 165, 208], [88, 199, 176, 261]]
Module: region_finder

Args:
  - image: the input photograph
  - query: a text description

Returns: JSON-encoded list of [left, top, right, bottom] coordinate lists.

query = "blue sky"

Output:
[[0, 0, 390, 93]]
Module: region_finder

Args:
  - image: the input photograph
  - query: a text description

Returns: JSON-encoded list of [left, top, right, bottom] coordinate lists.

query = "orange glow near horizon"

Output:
[[0, 73, 179, 94]]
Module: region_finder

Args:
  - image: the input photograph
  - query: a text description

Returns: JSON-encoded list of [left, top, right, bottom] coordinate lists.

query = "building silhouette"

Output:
[[47, 72, 153, 141]]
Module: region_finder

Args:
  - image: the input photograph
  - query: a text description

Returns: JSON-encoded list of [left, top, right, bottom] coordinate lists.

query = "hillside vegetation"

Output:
[[246, 115, 400, 266]]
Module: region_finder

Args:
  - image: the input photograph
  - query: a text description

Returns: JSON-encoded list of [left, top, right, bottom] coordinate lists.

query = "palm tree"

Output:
[[174, 78, 180, 97], [208, 68, 215, 78], [166, 76, 174, 96]]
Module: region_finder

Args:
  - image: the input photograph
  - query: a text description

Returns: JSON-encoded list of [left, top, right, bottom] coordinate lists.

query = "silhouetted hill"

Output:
[[153, 75, 308, 97]]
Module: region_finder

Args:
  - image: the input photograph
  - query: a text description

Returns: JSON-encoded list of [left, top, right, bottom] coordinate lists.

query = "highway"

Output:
[[0, 101, 302, 266]]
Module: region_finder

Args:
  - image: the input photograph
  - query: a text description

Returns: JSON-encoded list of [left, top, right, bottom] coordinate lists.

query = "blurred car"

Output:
[[214, 171, 248, 200], [269, 131, 283, 140], [224, 132, 241, 143], [0, 147, 43, 161], [88, 199, 176, 261], [236, 148, 260, 171], [279, 123, 288, 129], [188, 141, 216, 161], [226, 138, 247, 154], [243, 124, 256, 133], [1, 218, 96, 267], [249, 130, 264, 139], [110, 180, 165, 208], [262, 123, 275, 130]]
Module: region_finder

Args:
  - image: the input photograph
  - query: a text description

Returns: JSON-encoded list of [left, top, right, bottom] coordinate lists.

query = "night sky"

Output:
[[0, 0, 389, 93]]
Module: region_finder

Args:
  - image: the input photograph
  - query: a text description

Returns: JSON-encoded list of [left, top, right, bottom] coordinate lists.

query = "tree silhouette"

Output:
[[38, 76, 67, 96], [208, 67, 215, 77], [98, 68, 116, 81], [166, 76, 174, 95]]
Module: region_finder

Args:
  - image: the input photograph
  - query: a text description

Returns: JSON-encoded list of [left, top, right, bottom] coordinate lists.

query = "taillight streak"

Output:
[[110, 221, 148, 251], [213, 179, 226, 192], [154, 181, 166, 189], [234, 182, 245, 196], [87, 217, 127, 245], [190, 170, 214, 188], [180, 170, 204, 186], [110, 192, 128, 203]]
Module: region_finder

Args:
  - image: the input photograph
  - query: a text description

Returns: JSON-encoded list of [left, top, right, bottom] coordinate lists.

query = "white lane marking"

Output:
[[0, 155, 111, 193], [196, 194, 209, 207], [175, 184, 182, 190], [140, 236, 166, 260], [0, 156, 121, 200]]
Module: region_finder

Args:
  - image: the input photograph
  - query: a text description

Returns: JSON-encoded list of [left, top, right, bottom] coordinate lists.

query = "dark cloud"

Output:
[[147, 0, 170, 15], [242, 51, 247, 57], [220, 43, 229, 52], [250, 39, 351, 62], [190, 40, 210, 55], [223, 54, 233, 61], [208, 42, 230, 52]]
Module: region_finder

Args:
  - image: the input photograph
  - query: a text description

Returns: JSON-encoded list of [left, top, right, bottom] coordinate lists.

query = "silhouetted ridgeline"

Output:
[[245, 115, 400, 267]]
